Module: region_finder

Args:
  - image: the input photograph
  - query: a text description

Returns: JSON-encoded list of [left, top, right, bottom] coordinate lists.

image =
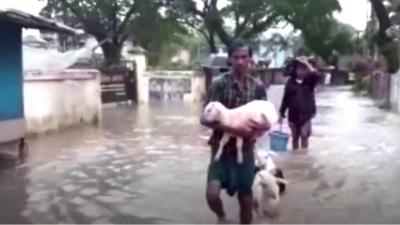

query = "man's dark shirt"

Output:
[[204, 72, 268, 147], [279, 73, 320, 126]]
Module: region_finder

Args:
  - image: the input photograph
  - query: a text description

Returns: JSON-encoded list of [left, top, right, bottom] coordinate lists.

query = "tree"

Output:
[[171, 0, 343, 54], [272, 0, 356, 63], [363, 0, 400, 107], [41, 0, 170, 65], [304, 21, 357, 64], [369, 0, 400, 73], [40, 2, 86, 51], [171, 0, 282, 53], [127, 2, 188, 66]]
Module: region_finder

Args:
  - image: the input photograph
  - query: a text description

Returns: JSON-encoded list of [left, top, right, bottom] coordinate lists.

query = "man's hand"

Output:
[[201, 115, 272, 138], [296, 57, 317, 73], [278, 116, 284, 124], [230, 118, 271, 138], [248, 118, 271, 132]]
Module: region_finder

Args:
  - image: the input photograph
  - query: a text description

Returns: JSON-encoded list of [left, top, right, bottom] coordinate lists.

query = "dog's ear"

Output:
[[276, 178, 289, 185], [260, 182, 268, 188], [274, 168, 284, 178], [205, 102, 218, 113], [212, 103, 223, 116]]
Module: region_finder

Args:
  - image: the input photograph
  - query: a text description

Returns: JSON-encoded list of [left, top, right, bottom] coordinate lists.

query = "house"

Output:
[[0, 8, 79, 144]]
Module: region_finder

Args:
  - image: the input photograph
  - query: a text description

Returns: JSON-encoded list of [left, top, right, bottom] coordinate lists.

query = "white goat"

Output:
[[202, 100, 279, 164]]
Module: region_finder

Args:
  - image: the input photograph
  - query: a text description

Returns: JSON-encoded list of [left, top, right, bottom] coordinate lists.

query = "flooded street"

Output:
[[1, 86, 400, 224]]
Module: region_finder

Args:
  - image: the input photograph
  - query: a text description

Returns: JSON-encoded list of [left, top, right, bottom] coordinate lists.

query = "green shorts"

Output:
[[207, 139, 256, 197]]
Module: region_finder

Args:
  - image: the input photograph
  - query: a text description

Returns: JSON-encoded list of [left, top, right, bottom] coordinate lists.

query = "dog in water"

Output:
[[252, 169, 288, 218], [252, 159, 288, 219]]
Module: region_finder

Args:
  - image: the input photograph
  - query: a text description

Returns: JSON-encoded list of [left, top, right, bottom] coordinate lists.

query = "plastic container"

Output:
[[269, 129, 289, 152]]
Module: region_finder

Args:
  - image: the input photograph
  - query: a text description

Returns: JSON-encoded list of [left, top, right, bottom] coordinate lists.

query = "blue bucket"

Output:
[[269, 130, 289, 152]]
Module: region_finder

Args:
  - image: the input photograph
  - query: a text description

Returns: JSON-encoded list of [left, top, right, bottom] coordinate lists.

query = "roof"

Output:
[[201, 53, 230, 69], [0, 8, 80, 35]]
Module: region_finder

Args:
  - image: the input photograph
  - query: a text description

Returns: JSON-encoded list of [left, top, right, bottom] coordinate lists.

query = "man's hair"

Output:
[[228, 39, 253, 58]]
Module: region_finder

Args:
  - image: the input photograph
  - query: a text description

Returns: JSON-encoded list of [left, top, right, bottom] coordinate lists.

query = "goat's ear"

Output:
[[276, 178, 289, 185], [260, 112, 268, 122], [211, 102, 221, 111]]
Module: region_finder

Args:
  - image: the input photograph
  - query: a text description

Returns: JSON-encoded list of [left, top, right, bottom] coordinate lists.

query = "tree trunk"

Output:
[[370, 0, 391, 46], [100, 41, 123, 66], [207, 35, 218, 53]]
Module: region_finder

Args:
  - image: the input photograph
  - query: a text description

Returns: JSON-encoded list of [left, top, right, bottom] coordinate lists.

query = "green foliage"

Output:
[[128, 2, 189, 66], [40, 0, 187, 66], [306, 21, 357, 63], [272, 0, 357, 63], [379, 41, 400, 73], [170, 0, 343, 55]]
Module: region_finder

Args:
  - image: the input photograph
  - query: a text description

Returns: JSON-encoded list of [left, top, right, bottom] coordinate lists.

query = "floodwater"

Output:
[[0, 86, 399, 224]]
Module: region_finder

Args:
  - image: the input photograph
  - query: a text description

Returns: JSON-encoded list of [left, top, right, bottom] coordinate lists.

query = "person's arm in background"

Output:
[[306, 70, 322, 89], [279, 83, 290, 123], [298, 57, 321, 89]]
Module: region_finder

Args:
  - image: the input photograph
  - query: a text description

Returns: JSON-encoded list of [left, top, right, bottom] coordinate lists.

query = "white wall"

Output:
[[0, 118, 25, 143], [24, 69, 102, 134], [391, 72, 400, 112], [183, 75, 206, 102], [131, 54, 149, 104]]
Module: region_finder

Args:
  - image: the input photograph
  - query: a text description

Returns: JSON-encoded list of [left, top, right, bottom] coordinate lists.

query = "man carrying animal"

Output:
[[200, 39, 271, 224]]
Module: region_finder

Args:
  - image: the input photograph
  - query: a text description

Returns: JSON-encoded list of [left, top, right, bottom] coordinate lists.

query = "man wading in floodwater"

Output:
[[200, 39, 271, 224]]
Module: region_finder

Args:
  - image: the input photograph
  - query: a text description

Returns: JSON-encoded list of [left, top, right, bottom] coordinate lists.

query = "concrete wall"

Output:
[[130, 51, 206, 104], [24, 69, 102, 134], [131, 54, 149, 104], [391, 72, 400, 112]]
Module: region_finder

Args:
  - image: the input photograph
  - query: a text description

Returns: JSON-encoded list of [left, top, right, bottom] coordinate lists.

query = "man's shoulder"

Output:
[[210, 72, 230, 86], [247, 75, 264, 87]]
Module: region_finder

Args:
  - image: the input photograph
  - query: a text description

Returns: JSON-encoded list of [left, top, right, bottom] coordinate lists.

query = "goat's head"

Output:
[[202, 101, 225, 123]]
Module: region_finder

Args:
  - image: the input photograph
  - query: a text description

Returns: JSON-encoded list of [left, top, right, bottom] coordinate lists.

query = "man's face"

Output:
[[229, 46, 252, 76]]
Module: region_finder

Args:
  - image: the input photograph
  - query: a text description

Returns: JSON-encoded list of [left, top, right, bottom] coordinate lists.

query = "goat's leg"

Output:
[[214, 133, 230, 161], [256, 200, 263, 219], [235, 137, 244, 164]]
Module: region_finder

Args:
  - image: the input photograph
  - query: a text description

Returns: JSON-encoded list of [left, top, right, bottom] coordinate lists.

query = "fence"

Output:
[[98, 61, 137, 104]]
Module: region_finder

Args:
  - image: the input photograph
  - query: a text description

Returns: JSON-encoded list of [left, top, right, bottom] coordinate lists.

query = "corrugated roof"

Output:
[[201, 53, 230, 69], [0, 8, 80, 35]]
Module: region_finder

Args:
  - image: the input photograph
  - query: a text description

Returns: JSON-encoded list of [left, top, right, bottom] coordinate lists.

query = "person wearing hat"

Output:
[[278, 57, 321, 152]]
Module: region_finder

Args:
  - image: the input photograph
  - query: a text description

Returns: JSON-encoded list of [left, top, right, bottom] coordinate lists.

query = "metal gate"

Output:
[[100, 61, 137, 104]]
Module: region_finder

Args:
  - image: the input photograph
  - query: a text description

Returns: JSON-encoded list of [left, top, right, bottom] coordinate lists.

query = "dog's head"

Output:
[[258, 169, 289, 197], [202, 101, 225, 123]]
